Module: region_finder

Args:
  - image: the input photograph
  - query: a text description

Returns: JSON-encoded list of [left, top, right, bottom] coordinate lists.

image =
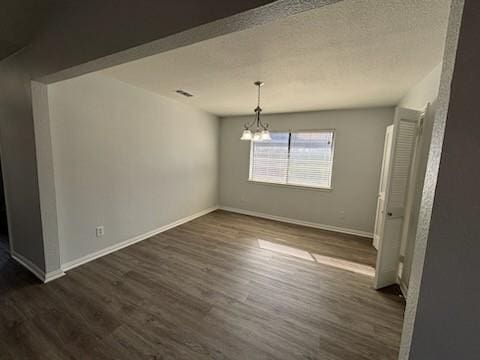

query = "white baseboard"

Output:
[[11, 251, 45, 281], [12, 205, 371, 281], [219, 206, 373, 238], [44, 269, 67, 283], [62, 206, 219, 272], [399, 279, 408, 299], [11, 251, 65, 283]]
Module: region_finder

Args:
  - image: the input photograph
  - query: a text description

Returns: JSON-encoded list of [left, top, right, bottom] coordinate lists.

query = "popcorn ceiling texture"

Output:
[[102, 0, 450, 116], [41, 0, 339, 83]]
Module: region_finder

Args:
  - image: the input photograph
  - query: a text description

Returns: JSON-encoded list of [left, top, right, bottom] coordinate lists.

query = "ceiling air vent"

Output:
[[175, 89, 194, 97]]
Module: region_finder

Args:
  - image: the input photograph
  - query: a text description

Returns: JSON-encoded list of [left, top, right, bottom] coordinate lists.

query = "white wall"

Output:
[[219, 108, 394, 235], [48, 73, 219, 266], [399, 63, 442, 111]]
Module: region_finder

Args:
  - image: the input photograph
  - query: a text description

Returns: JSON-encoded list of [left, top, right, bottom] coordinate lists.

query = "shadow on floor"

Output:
[[0, 241, 40, 298]]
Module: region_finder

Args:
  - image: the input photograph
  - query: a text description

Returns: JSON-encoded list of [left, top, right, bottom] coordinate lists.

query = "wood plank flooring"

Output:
[[0, 210, 405, 359]]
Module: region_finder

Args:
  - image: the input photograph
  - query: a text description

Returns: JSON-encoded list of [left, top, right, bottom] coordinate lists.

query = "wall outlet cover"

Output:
[[96, 226, 105, 237]]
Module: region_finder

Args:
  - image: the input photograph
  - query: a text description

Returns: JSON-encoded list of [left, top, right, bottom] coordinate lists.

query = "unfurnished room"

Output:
[[1, 0, 479, 359]]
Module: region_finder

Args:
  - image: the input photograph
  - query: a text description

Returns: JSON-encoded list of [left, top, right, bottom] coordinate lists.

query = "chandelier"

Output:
[[240, 81, 271, 141]]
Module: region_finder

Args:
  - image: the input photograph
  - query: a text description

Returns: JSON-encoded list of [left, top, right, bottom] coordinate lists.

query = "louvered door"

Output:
[[374, 108, 422, 290]]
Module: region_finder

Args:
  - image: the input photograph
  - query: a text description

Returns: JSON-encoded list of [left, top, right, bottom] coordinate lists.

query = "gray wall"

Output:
[[408, 1, 480, 358], [0, 59, 45, 268], [0, 0, 277, 273], [219, 108, 394, 234], [48, 73, 219, 265]]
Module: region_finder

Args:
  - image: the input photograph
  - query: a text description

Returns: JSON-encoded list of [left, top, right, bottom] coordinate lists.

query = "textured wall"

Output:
[[407, 1, 480, 358], [219, 107, 394, 234], [399, 0, 466, 358]]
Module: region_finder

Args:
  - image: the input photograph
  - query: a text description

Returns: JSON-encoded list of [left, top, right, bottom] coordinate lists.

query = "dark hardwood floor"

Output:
[[0, 210, 405, 359]]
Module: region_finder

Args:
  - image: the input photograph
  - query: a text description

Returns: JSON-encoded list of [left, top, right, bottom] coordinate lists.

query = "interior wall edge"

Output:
[[31, 80, 62, 274], [398, 0, 465, 358], [11, 250, 65, 283]]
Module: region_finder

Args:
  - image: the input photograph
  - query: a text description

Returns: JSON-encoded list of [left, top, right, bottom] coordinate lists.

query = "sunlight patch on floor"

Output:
[[312, 253, 375, 277], [257, 239, 315, 261], [257, 239, 375, 277]]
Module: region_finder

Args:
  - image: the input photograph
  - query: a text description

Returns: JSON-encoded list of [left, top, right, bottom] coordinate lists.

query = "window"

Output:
[[249, 131, 335, 189]]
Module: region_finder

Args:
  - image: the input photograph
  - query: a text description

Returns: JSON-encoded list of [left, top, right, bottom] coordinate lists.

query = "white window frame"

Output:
[[248, 129, 336, 191]]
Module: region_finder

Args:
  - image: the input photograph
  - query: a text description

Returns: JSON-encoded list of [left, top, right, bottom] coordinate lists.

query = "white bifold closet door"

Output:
[[374, 108, 422, 290]]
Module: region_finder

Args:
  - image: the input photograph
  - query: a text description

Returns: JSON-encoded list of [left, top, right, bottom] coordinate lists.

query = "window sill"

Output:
[[247, 180, 333, 192]]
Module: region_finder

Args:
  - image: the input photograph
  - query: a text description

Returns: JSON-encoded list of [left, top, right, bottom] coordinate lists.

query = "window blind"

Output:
[[249, 132, 289, 184], [249, 131, 335, 189]]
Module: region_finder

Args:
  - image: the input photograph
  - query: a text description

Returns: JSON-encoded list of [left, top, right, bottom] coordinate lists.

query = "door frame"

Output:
[[373, 125, 394, 250]]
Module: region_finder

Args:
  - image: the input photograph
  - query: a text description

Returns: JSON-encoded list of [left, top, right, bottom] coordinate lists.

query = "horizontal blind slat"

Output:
[[250, 132, 289, 184], [288, 132, 334, 188], [249, 131, 334, 188]]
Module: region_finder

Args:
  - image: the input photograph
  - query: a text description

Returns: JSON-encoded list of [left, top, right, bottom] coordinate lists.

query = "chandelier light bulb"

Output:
[[260, 130, 271, 140], [240, 129, 253, 140]]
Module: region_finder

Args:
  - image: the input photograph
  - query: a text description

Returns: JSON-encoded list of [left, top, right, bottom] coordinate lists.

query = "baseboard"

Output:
[[11, 251, 65, 283], [399, 279, 408, 298], [11, 251, 45, 281], [219, 206, 373, 238], [62, 205, 219, 272], [44, 269, 67, 283]]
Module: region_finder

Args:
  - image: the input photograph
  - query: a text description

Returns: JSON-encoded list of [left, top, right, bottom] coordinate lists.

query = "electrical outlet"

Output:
[[96, 226, 105, 237]]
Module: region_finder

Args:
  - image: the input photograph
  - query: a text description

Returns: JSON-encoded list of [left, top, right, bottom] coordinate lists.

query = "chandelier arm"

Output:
[[258, 115, 269, 130], [245, 115, 258, 130]]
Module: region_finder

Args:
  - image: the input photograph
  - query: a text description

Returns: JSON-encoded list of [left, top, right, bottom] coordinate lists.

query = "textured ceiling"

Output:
[[102, 0, 451, 116]]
